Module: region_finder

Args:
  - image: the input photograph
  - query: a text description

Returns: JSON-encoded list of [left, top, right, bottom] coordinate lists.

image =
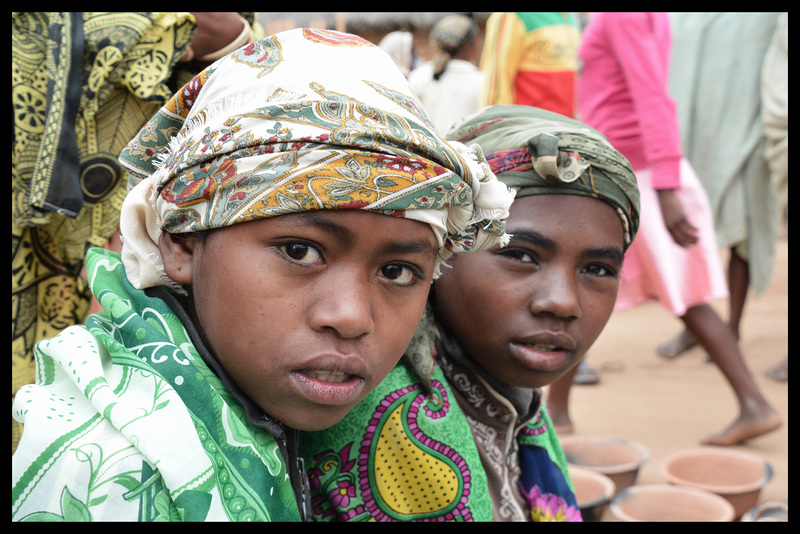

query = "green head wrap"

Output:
[[448, 105, 640, 249]]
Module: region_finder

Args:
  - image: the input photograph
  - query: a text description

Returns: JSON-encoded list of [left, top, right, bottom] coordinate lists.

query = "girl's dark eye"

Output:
[[583, 264, 617, 277], [501, 249, 535, 263], [280, 243, 321, 265], [379, 264, 417, 285]]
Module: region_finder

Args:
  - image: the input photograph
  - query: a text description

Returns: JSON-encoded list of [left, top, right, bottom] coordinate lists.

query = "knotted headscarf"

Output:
[[448, 105, 640, 248], [118, 28, 514, 293], [430, 14, 479, 80]]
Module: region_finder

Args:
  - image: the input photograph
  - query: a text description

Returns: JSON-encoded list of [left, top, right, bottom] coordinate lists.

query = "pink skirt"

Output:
[[615, 158, 729, 317]]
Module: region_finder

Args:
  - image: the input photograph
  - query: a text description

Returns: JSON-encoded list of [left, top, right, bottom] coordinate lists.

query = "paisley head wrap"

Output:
[[118, 28, 514, 293], [430, 14, 479, 80], [448, 105, 640, 249]]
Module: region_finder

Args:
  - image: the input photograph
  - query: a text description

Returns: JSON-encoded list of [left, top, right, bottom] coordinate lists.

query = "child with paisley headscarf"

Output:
[[11, 29, 514, 522]]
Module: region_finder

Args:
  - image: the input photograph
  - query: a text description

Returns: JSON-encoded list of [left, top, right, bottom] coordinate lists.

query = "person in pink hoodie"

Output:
[[548, 12, 780, 446]]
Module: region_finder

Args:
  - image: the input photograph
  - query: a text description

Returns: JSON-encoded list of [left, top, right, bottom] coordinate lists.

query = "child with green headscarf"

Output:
[[301, 105, 640, 522]]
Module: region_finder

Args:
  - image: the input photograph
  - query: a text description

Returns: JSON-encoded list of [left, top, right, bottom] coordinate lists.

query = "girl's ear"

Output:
[[158, 232, 197, 286]]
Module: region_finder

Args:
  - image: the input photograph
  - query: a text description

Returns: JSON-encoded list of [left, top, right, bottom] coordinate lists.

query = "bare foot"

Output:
[[765, 357, 788, 382], [657, 329, 697, 360], [701, 410, 782, 446]]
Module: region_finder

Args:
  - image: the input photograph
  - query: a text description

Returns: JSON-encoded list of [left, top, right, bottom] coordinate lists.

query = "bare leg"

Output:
[[726, 247, 750, 339], [680, 303, 781, 445], [658, 247, 750, 359], [546, 360, 581, 435]]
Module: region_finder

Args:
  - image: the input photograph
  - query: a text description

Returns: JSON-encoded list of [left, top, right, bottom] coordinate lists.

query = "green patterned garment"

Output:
[[301, 354, 494, 521], [300, 307, 576, 522], [12, 248, 301, 521]]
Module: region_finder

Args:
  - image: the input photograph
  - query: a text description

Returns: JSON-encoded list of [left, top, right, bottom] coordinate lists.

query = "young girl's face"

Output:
[[433, 194, 625, 389], [162, 210, 438, 431]]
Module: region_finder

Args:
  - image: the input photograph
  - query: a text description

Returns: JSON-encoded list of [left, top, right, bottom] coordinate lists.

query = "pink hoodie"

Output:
[[577, 12, 682, 189]]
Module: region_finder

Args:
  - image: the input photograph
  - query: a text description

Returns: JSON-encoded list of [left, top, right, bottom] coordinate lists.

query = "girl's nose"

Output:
[[528, 271, 581, 320], [308, 269, 375, 339]]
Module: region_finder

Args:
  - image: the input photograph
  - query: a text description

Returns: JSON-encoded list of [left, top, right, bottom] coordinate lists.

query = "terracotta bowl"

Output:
[[740, 500, 788, 522], [610, 484, 736, 522], [569, 466, 616, 522], [660, 447, 773, 519], [560, 435, 650, 495]]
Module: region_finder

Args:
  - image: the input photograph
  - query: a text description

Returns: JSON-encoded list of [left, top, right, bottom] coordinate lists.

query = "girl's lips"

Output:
[[516, 331, 576, 352], [303, 369, 351, 383], [291, 354, 369, 406], [509, 341, 572, 373], [291, 370, 366, 406]]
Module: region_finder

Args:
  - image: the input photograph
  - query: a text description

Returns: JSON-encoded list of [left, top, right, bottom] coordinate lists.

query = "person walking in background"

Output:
[[408, 13, 483, 133], [377, 30, 416, 77], [479, 12, 582, 118], [658, 13, 786, 365], [549, 12, 781, 446]]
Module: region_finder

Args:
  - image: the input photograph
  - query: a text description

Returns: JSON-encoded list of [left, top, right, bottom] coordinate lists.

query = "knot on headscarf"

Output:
[[118, 29, 515, 293], [430, 14, 478, 80], [449, 105, 640, 248]]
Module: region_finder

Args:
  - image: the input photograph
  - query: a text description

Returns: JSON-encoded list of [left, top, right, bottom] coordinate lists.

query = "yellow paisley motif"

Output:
[[373, 401, 460, 517]]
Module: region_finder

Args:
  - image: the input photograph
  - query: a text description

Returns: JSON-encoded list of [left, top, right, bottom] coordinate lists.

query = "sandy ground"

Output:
[[551, 232, 789, 521]]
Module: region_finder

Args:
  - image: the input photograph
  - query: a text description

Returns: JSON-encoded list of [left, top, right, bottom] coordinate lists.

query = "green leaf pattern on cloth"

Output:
[[12, 248, 301, 521]]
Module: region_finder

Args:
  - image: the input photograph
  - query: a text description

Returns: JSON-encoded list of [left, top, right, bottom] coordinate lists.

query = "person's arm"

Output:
[[605, 13, 681, 189], [656, 188, 699, 247], [606, 12, 697, 246], [180, 12, 252, 64]]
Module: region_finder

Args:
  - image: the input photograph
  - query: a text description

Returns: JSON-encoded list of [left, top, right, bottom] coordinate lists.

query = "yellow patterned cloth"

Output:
[[118, 28, 514, 293], [11, 12, 200, 453]]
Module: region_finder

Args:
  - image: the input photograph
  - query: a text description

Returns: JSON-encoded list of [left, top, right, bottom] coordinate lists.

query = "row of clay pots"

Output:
[[562, 435, 774, 521]]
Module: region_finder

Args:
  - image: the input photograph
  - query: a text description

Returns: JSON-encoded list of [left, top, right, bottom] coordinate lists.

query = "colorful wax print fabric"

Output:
[[11, 11, 198, 453], [301, 311, 580, 522], [301, 360, 493, 521], [12, 249, 301, 522]]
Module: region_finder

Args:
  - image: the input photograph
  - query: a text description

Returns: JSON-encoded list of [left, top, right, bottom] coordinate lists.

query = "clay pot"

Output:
[[660, 447, 773, 519], [740, 500, 788, 522], [610, 484, 736, 522], [569, 466, 616, 522], [560, 435, 650, 495]]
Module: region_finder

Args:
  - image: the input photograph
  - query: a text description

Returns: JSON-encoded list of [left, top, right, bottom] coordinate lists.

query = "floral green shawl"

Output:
[[12, 248, 300, 521]]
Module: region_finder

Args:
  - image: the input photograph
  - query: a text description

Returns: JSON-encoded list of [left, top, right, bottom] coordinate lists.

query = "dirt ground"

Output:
[[551, 231, 789, 521]]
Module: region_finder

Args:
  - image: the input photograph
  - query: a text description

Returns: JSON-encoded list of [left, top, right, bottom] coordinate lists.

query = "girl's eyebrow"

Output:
[[291, 211, 357, 246], [506, 229, 555, 251], [507, 228, 624, 265], [383, 238, 440, 260], [584, 245, 625, 266], [290, 211, 439, 259]]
